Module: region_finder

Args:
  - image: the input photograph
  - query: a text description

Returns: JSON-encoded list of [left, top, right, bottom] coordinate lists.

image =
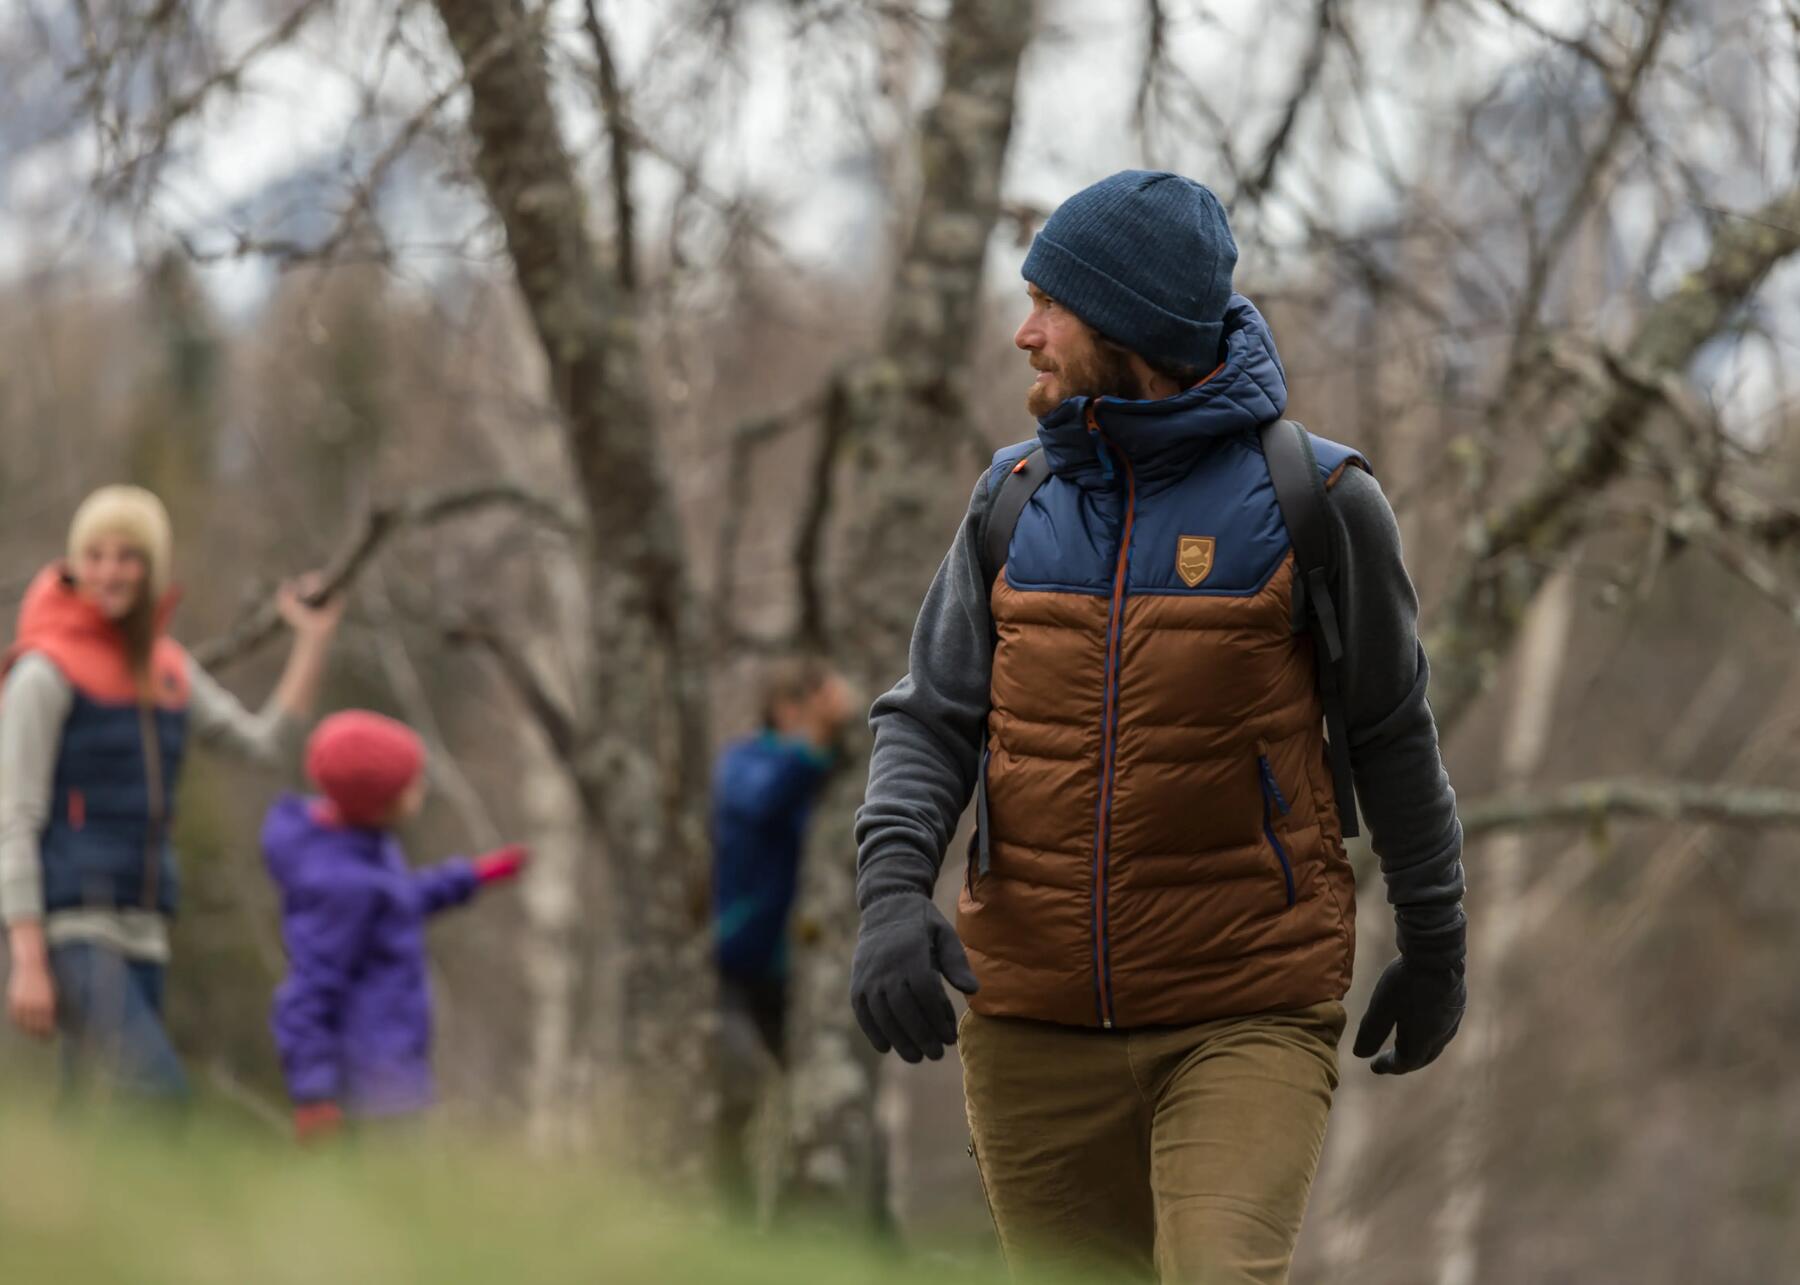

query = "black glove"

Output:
[[1352, 956, 1466, 1075], [850, 892, 979, 1063]]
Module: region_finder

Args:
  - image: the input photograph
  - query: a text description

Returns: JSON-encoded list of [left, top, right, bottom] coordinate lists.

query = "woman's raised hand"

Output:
[[277, 572, 348, 638]]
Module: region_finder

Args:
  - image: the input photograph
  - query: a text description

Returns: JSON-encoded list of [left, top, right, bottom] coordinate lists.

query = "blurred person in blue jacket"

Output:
[[710, 655, 853, 1210]]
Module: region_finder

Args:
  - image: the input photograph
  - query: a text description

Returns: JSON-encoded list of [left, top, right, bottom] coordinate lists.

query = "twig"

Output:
[[1132, 0, 1169, 152], [1478, 0, 1616, 81], [178, 19, 525, 270], [1484, 0, 1674, 435]]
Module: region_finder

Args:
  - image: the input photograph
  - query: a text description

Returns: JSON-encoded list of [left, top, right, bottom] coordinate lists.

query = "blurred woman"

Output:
[[0, 485, 343, 1102]]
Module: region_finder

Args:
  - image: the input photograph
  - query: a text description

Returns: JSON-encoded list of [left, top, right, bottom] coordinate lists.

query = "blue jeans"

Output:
[[49, 942, 190, 1105]]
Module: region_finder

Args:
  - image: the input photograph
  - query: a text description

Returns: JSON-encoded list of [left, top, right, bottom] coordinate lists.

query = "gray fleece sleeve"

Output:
[[0, 653, 74, 925], [1330, 466, 1467, 964], [185, 657, 301, 770], [854, 471, 996, 909]]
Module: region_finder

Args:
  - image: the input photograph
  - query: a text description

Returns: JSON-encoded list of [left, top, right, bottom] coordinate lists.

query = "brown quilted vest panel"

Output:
[[958, 554, 1356, 1029]]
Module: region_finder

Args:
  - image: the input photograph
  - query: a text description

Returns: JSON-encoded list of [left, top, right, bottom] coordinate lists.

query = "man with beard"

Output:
[[849, 171, 1465, 1283]]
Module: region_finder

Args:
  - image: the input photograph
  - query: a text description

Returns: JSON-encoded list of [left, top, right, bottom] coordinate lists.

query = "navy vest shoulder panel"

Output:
[[41, 693, 189, 916], [999, 426, 1367, 600], [1304, 430, 1364, 480], [986, 440, 1038, 496]]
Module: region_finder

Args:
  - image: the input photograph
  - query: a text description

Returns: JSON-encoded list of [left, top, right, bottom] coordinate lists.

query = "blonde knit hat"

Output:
[[67, 486, 174, 597]]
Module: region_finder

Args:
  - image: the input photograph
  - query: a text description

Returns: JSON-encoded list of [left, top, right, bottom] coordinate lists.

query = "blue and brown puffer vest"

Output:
[[960, 294, 1367, 1030], [3, 564, 191, 916]]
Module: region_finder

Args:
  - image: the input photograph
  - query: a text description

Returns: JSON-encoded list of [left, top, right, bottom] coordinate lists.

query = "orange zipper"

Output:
[[1088, 403, 1135, 1029]]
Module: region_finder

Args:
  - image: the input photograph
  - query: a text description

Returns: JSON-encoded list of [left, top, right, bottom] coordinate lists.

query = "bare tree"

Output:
[[779, 0, 1038, 1223]]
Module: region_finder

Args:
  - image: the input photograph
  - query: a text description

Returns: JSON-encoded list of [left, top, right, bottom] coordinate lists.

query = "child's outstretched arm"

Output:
[[273, 875, 377, 1129], [414, 845, 528, 916]]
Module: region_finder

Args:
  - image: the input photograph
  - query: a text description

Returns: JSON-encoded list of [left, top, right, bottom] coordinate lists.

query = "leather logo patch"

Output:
[[1177, 536, 1216, 587]]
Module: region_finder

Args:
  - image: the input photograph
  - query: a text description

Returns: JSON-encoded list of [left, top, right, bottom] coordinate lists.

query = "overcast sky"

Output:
[[0, 1, 1506, 306], [2, 0, 1795, 431]]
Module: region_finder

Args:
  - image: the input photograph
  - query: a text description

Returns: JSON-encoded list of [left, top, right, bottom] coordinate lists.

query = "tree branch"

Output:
[[444, 614, 580, 762], [363, 564, 506, 849], [1426, 182, 1800, 733], [1709, 486, 1800, 550], [711, 396, 825, 652], [1480, 0, 1616, 82], [1238, 0, 1336, 208], [1132, 0, 1168, 152], [582, 0, 637, 294], [81, 0, 330, 206], [1507, 0, 1673, 362], [1461, 778, 1800, 838], [794, 374, 851, 651], [174, 18, 525, 270], [192, 482, 579, 673]]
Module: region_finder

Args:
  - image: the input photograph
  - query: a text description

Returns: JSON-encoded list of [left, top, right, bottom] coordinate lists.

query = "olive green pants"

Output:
[[960, 1001, 1345, 1285]]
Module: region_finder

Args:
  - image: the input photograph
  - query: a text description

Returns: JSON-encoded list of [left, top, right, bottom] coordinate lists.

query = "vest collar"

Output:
[[1033, 293, 1290, 493], [8, 563, 182, 662]]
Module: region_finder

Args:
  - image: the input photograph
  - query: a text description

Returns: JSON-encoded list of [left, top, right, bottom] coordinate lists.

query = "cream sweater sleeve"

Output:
[[0, 653, 74, 925]]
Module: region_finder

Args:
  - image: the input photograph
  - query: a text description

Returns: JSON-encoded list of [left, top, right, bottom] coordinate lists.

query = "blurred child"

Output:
[[263, 710, 527, 1141]]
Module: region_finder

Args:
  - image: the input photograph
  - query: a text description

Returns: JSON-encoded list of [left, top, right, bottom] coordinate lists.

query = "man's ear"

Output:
[[1127, 349, 1180, 400]]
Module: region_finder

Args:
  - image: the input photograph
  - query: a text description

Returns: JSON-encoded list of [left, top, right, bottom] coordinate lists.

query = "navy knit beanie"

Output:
[[1022, 170, 1238, 371]]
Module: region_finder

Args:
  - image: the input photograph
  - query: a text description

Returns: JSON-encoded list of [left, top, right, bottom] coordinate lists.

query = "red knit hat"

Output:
[[305, 711, 425, 827]]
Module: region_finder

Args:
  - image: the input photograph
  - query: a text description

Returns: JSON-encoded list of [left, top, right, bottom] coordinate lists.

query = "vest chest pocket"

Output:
[[1256, 744, 1297, 909]]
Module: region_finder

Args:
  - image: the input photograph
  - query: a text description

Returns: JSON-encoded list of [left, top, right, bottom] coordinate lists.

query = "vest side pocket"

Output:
[[974, 747, 992, 880], [1256, 746, 1296, 909]]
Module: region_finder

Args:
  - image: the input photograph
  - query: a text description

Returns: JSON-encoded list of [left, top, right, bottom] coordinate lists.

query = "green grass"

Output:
[[0, 1084, 1029, 1285]]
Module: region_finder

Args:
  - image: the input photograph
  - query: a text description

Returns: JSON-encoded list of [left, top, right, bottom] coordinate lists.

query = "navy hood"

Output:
[[1034, 293, 1289, 493]]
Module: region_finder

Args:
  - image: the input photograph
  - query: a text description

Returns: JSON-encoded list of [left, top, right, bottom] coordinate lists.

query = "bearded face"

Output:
[[1017, 286, 1151, 418], [1025, 332, 1145, 418]]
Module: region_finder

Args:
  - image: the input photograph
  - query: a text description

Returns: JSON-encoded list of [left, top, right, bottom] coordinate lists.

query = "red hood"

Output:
[[5, 563, 188, 705]]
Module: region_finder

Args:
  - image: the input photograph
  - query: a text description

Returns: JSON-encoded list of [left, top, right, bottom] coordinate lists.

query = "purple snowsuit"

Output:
[[263, 793, 478, 1116]]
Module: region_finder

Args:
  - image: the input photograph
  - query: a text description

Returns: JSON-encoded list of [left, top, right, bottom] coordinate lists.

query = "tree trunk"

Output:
[[783, 0, 1037, 1224], [1434, 567, 1579, 1285], [432, 0, 713, 1173], [521, 749, 593, 1154]]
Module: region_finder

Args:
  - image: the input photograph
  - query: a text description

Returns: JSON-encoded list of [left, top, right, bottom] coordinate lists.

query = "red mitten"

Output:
[[472, 844, 530, 885], [294, 1101, 344, 1144]]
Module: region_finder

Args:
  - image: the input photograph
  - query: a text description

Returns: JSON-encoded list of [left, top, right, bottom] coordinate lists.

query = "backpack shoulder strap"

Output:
[[1261, 419, 1333, 598], [981, 446, 1051, 590], [1260, 418, 1360, 838]]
